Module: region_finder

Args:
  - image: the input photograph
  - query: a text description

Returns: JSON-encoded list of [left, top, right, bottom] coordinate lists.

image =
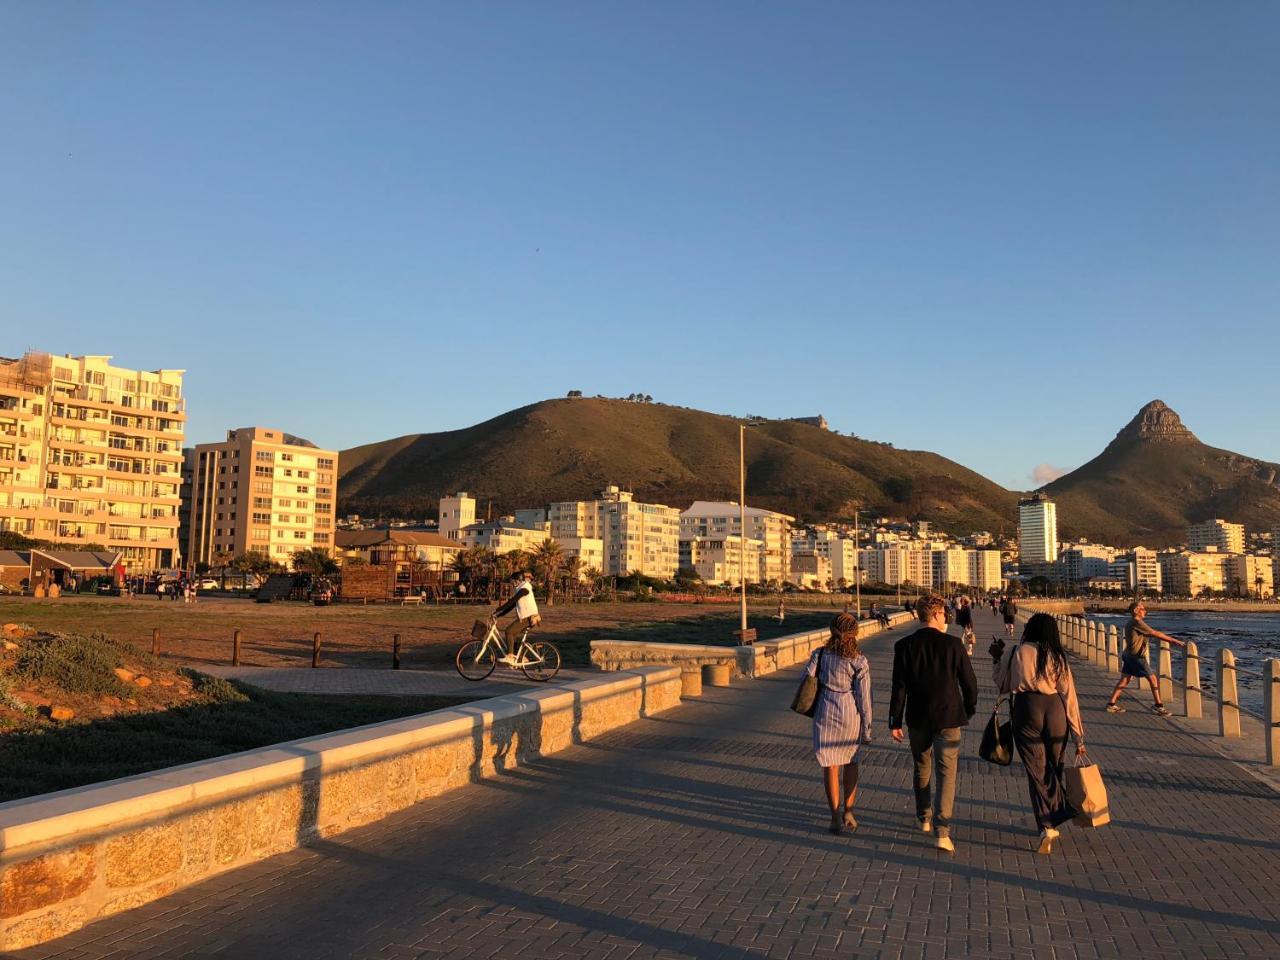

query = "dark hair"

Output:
[[827, 613, 860, 659], [1021, 612, 1067, 682], [1128, 600, 1143, 614]]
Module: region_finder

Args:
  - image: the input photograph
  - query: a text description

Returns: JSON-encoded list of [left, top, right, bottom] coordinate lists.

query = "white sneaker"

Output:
[[935, 835, 955, 853], [1036, 827, 1060, 855], [498, 655, 518, 666], [920, 817, 933, 834]]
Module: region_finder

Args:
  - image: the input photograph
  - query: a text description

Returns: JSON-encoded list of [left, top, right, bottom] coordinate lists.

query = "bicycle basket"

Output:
[[471, 620, 490, 641]]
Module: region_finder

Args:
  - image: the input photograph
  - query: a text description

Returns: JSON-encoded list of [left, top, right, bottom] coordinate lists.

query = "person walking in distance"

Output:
[[805, 613, 874, 834], [1001, 596, 1018, 638], [991, 614, 1086, 854], [956, 598, 976, 655], [1105, 600, 1184, 716], [890, 594, 979, 852]]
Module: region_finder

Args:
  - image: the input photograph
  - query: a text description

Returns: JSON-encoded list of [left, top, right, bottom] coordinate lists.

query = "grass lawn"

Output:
[[0, 596, 857, 669], [0, 682, 472, 804]]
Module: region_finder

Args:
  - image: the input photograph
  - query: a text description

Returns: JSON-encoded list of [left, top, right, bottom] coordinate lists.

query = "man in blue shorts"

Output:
[[1105, 600, 1184, 716]]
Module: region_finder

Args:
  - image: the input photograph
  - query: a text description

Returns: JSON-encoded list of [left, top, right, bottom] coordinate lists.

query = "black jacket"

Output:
[[889, 626, 979, 732]]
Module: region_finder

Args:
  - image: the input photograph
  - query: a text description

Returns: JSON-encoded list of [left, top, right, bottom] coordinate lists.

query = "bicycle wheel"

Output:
[[455, 639, 497, 680], [521, 641, 562, 681]]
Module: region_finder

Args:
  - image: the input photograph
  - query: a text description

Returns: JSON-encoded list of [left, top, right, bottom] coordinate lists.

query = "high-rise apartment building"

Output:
[[681, 534, 764, 586], [1187, 518, 1245, 555], [857, 545, 1000, 592], [1018, 494, 1058, 574], [1158, 551, 1230, 597], [681, 501, 794, 586], [0, 351, 185, 571], [187, 427, 338, 567], [967, 549, 1003, 592], [1227, 554, 1274, 599], [550, 485, 680, 578], [792, 529, 861, 587], [1124, 547, 1163, 594]]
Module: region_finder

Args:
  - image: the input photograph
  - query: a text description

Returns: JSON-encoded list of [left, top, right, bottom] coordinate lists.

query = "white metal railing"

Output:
[[1034, 610, 1280, 766]]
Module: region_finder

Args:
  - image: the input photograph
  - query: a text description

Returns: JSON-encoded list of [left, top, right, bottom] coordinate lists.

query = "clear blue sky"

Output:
[[3, 2, 1277, 490]]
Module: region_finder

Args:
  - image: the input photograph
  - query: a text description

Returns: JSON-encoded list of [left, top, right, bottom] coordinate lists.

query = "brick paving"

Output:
[[9, 610, 1280, 960]]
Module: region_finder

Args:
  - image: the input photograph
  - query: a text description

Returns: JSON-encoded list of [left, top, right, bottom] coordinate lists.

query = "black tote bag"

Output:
[[790, 651, 824, 717], [979, 694, 1013, 766]]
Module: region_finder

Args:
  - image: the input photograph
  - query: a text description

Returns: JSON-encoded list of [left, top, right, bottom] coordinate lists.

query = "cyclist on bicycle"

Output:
[[491, 570, 540, 665]]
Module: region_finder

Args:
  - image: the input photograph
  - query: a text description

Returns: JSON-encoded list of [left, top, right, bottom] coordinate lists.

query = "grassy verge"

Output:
[[0, 683, 471, 804]]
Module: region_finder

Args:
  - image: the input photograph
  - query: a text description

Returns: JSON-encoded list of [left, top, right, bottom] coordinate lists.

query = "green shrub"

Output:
[[0, 672, 28, 711], [183, 670, 250, 704], [15, 632, 126, 696]]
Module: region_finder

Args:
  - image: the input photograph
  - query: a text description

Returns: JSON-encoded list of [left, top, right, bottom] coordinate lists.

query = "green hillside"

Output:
[[338, 398, 1019, 531], [1044, 400, 1280, 546]]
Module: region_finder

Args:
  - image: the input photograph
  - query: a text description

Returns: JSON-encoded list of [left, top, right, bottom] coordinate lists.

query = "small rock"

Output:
[[2, 640, 17, 652], [126, 698, 138, 706], [2, 623, 28, 639], [157, 678, 174, 687], [113, 667, 135, 683], [49, 706, 75, 722], [134, 676, 153, 688]]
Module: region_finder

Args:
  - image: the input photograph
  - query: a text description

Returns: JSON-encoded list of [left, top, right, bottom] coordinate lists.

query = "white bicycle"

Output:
[[455, 618, 562, 682]]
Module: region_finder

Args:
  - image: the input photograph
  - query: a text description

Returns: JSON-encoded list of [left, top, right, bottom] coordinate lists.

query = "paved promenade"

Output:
[[10, 611, 1280, 959]]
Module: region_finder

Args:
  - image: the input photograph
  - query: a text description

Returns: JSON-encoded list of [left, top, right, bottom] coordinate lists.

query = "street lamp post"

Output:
[[853, 510, 861, 618], [739, 423, 748, 642]]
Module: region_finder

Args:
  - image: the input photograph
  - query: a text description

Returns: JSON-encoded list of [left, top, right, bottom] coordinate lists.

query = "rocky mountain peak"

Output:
[[1113, 400, 1198, 445]]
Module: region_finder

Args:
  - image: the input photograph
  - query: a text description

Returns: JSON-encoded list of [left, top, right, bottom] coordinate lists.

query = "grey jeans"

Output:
[[908, 726, 963, 837]]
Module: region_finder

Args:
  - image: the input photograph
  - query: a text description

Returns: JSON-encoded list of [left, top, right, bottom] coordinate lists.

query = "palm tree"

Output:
[[291, 547, 338, 578], [531, 538, 565, 606], [562, 555, 583, 600], [211, 550, 235, 588]]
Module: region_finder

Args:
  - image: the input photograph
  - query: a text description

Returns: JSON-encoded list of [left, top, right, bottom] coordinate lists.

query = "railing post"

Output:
[[312, 631, 322, 668], [1183, 641, 1202, 719], [1157, 639, 1173, 703], [1106, 624, 1119, 674], [1266, 659, 1280, 766], [151, 627, 160, 657], [1088, 621, 1100, 665], [232, 629, 242, 667], [392, 633, 401, 670], [1068, 617, 1078, 654], [1218, 648, 1241, 737]]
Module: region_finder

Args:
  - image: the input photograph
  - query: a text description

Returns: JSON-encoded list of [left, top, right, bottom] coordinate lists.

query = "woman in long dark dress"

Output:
[[805, 613, 873, 834]]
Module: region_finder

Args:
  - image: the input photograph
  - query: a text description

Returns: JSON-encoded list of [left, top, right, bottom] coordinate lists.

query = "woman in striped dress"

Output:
[[805, 613, 874, 834]]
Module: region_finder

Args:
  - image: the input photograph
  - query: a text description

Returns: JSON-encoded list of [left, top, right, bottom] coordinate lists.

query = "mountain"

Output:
[[338, 398, 1019, 532], [1042, 400, 1280, 546]]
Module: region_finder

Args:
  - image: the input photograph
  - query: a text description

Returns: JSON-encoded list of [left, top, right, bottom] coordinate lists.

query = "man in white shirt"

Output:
[[492, 571, 540, 665]]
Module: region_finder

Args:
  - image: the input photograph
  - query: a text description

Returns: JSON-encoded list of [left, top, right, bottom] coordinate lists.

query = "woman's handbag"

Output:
[[790, 651, 824, 717], [979, 694, 1013, 766], [1065, 755, 1110, 827]]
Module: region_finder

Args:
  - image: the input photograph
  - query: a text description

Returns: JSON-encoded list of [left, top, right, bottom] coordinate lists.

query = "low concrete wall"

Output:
[[1019, 600, 1086, 616], [589, 611, 916, 679], [0, 666, 682, 951]]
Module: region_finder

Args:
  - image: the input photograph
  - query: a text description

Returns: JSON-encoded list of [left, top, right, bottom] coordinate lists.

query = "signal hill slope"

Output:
[[338, 399, 1018, 531], [1044, 400, 1280, 547]]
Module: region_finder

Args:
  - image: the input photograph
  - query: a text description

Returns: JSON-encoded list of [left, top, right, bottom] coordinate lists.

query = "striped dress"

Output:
[[806, 649, 873, 767]]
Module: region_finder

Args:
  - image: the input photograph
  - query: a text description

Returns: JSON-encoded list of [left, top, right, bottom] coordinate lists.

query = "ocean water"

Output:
[[1089, 611, 1280, 716]]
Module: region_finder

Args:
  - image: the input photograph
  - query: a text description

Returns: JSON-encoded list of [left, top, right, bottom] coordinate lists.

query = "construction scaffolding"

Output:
[[0, 351, 53, 390]]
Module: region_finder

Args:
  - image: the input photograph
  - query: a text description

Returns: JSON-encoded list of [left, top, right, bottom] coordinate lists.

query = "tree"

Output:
[[291, 547, 338, 578], [566, 389, 583, 398], [530, 539, 565, 605], [0, 530, 38, 550]]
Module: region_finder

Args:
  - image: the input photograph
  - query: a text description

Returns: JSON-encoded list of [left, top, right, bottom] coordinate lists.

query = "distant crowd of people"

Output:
[[803, 594, 1170, 855]]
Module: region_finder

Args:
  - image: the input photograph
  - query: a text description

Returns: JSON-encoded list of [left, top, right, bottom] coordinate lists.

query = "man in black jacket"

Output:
[[889, 594, 979, 852]]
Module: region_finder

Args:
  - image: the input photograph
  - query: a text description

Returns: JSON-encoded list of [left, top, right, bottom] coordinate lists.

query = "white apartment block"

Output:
[[437, 492, 476, 542], [790, 551, 832, 590], [1228, 553, 1274, 598], [681, 500, 793, 586], [793, 529, 861, 587], [967, 549, 1003, 592], [1124, 547, 1163, 594], [550, 485, 680, 578], [187, 427, 339, 567], [555, 536, 604, 577], [1018, 494, 1058, 570], [681, 534, 764, 586], [1159, 551, 1230, 597], [461, 518, 550, 555], [932, 548, 970, 590], [1058, 544, 1117, 583], [0, 351, 185, 572], [858, 545, 1001, 592], [1187, 518, 1245, 555]]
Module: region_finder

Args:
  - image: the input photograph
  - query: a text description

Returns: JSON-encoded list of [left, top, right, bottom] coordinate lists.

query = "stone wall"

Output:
[[0, 666, 682, 951], [589, 611, 917, 679]]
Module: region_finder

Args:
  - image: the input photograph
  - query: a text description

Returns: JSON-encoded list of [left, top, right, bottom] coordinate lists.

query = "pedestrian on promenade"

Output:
[[956, 599, 976, 655], [991, 613, 1085, 854], [1000, 596, 1017, 637], [776, 597, 786, 624], [1105, 600, 1184, 716], [890, 594, 979, 852], [805, 612, 873, 835]]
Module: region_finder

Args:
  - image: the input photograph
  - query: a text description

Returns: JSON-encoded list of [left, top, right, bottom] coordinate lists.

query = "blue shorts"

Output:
[[1121, 652, 1152, 678]]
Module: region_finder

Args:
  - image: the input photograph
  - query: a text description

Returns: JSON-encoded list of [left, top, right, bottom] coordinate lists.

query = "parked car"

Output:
[[197, 578, 220, 591]]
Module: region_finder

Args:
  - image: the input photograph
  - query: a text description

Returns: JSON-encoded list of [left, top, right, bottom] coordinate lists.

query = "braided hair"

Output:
[[827, 612, 861, 659]]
